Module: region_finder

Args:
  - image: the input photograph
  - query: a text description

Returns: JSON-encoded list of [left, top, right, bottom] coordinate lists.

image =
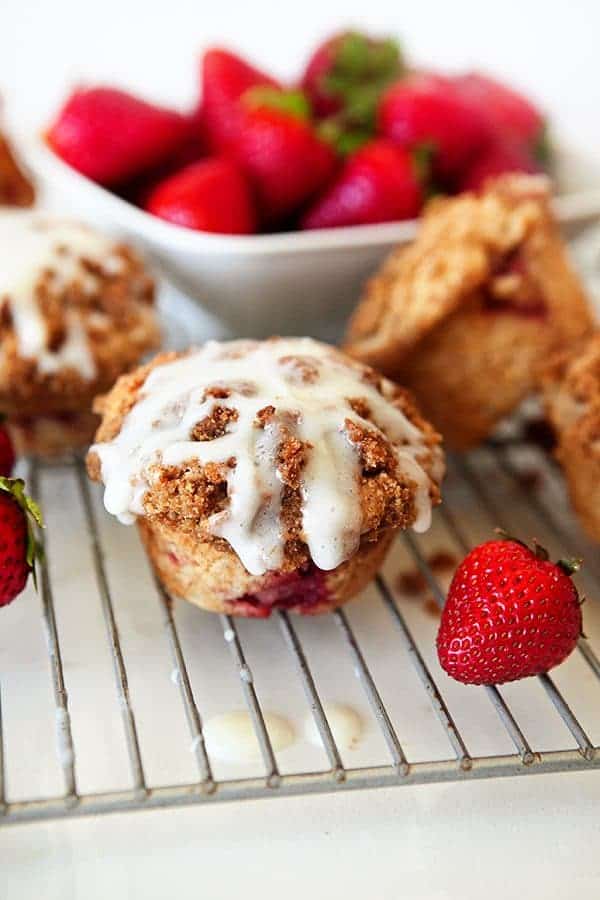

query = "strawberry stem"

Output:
[[493, 527, 529, 551], [243, 87, 312, 121]]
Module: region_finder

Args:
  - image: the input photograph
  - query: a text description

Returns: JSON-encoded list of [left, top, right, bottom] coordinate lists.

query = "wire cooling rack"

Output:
[[1, 437, 600, 826]]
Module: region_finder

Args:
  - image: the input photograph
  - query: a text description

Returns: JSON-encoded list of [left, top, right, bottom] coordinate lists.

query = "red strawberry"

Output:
[[301, 139, 422, 230], [457, 137, 541, 192], [0, 420, 15, 477], [201, 48, 280, 152], [47, 87, 192, 187], [378, 73, 489, 181], [301, 30, 404, 120], [144, 159, 256, 234], [437, 537, 583, 685], [230, 106, 337, 224], [0, 478, 43, 608], [453, 72, 546, 152]]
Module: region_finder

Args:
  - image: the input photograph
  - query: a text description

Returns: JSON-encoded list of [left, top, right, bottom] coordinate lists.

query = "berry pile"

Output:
[[47, 31, 549, 235]]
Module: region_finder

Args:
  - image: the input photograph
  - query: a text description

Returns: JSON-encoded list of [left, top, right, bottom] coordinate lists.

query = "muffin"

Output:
[[541, 332, 600, 542], [345, 175, 594, 449], [87, 338, 444, 617], [0, 210, 160, 457]]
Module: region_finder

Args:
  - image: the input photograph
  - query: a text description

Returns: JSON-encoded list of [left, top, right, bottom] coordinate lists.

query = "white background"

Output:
[[2, 0, 600, 150], [3, 1, 600, 898]]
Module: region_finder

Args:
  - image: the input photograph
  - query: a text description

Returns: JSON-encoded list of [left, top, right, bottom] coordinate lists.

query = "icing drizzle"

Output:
[[92, 339, 440, 575]]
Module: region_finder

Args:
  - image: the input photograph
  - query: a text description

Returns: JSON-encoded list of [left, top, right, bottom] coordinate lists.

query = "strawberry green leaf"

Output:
[[557, 557, 583, 577], [318, 119, 371, 156], [243, 87, 312, 121]]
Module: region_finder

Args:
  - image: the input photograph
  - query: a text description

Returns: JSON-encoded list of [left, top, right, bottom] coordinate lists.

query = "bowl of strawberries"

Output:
[[31, 31, 600, 337]]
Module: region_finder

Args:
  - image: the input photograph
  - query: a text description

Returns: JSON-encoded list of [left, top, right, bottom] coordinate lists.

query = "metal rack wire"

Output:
[[2, 439, 600, 826]]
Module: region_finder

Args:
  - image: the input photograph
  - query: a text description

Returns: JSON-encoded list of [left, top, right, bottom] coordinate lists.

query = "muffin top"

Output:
[[344, 175, 590, 373], [88, 338, 444, 576], [0, 211, 159, 414]]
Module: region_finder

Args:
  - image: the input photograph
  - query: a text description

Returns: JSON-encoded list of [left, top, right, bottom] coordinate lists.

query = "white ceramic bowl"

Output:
[[25, 138, 600, 339]]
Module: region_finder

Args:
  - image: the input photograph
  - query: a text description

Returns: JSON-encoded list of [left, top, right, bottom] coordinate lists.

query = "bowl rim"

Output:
[[25, 137, 600, 258]]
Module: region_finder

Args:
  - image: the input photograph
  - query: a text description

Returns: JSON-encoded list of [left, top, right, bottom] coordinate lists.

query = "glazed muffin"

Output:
[[345, 175, 594, 449], [0, 131, 35, 207], [541, 332, 600, 542], [0, 211, 160, 457], [87, 338, 444, 617]]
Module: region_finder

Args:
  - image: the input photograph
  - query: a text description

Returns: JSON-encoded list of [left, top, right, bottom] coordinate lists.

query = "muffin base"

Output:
[[138, 519, 395, 617], [8, 410, 99, 459]]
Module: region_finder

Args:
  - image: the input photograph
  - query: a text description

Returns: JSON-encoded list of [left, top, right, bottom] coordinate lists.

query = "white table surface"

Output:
[[3, 1, 600, 896]]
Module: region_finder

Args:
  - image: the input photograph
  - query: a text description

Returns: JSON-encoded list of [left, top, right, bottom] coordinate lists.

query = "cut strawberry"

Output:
[[144, 158, 256, 234], [378, 73, 490, 181], [47, 87, 192, 186], [301, 139, 422, 229], [200, 48, 280, 152]]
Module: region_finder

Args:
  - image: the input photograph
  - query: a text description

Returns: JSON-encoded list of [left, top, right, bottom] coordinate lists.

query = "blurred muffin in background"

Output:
[[0, 211, 159, 457], [345, 175, 594, 449], [541, 332, 600, 542]]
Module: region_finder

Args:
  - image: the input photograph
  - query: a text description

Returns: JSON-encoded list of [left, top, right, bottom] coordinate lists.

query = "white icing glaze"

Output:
[[303, 703, 362, 750], [203, 710, 294, 763], [92, 338, 439, 575], [0, 210, 125, 379]]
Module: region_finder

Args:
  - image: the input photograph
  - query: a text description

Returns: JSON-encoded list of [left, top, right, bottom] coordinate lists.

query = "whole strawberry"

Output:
[[144, 158, 256, 234], [378, 73, 489, 182], [231, 104, 337, 225], [437, 537, 583, 685], [47, 87, 192, 186], [0, 478, 43, 608], [301, 29, 403, 136], [301, 139, 422, 229], [0, 419, 15, 477], [200, 48, 280, 152]]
